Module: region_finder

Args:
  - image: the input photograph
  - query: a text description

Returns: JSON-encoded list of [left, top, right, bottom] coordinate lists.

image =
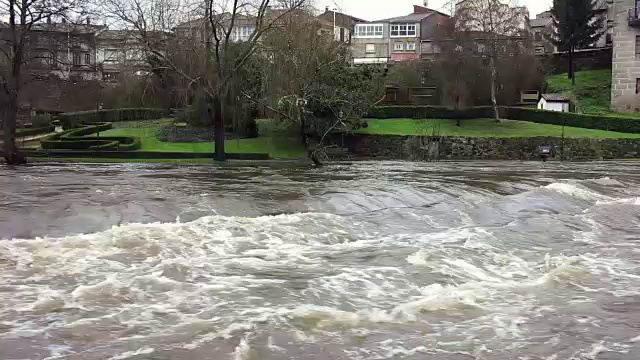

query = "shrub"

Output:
[[367, 106, 490, 120], [59, 108, 167, 128], [15, 126, 55, 137], [500, 107, 640, 133], [366, 106, 640, 134], [40, 123, 142, 151], [31, 113, 52, 127]]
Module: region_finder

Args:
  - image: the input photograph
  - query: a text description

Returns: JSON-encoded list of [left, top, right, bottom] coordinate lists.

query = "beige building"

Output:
[[611, 0, 640, 110]]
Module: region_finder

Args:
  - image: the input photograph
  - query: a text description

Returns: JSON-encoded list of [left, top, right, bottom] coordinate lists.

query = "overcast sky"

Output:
[[316, 0, 553, 21]]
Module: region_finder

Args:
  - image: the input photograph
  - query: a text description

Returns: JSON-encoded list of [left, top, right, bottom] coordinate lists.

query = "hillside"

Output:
[[545, 69, 612, 115]]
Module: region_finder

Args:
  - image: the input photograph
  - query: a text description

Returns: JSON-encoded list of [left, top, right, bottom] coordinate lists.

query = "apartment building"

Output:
[[611, 0, 640, 110], [317, 7, 366, 43], [96, 30, 169, 80], [351, 5, 450, 65], [0, 19, 104, 81]]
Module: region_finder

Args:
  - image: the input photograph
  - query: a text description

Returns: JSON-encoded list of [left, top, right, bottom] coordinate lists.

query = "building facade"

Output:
[[317, 7, 366, 44], [611, 0, 640, 110], [0, 19, 103, 81], [351, 5, 450, 65]]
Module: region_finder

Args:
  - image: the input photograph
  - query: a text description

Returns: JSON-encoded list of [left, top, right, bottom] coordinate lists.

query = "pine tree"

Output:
[[550, 0, 604, 85]]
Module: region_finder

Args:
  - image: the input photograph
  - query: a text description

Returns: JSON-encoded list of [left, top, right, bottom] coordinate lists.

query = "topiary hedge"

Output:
[[41, 123, 141, 151], [59, 108, 168, 128], [14, 126, 56, 137], [367, 106, 492, 120], [366, 106, 640, 134]]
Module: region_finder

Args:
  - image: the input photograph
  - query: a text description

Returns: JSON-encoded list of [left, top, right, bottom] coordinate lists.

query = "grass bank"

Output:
[[99, 119, 305, 159], [358, 118, 640, 138]]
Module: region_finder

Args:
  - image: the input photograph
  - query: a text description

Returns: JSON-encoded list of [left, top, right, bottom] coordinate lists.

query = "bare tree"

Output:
[[0, 0, 88, 164], [103, 0, 306, 161], [455, 0, 530, 121]]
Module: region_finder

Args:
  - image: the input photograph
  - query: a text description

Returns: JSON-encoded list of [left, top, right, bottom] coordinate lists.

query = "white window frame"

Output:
[[354, 24, 383, 38], [365, 44, 376, 54], [390, 23, 417, 37], [393, 42, 405, 51], [406, 42, 416, 51]]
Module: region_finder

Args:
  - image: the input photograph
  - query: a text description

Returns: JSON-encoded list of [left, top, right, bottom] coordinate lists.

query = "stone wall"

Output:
[[612, 0, 640, 111], [328, 134, 640, 161]]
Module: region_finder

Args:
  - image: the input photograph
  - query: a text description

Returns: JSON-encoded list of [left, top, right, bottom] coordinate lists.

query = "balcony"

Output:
[[629, 8, 640, 27]]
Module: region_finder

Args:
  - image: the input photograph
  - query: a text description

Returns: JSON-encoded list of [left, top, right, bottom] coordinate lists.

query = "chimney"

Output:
[[413, 5, 430, 14], [325, 6, 329, 13], [87, 18, 90, 25], [47, 16, 51, 24], [61, 18, 66, 23]]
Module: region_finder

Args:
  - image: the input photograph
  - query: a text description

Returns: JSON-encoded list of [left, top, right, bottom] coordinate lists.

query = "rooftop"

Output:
[[541, 93, 571, 102]]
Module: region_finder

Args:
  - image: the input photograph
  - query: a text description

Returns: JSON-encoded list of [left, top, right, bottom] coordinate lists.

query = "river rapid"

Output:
[[1, 161, 639, 359]]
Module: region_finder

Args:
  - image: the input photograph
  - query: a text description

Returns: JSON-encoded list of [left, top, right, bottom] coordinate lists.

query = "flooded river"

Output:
[[1, 161, 640, 359]]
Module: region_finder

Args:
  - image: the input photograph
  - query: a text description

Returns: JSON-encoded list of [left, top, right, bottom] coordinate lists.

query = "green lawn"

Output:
[[358, 118, 640, 138], [99, 120, 305, 159], [544, 69, 640, 118]]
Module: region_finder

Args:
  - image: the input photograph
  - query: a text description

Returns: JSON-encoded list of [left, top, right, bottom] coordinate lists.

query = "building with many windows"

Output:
[[351, 5, 450, 65]]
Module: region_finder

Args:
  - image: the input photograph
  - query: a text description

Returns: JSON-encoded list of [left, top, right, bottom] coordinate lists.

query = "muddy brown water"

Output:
[[1, 161, 639, 359]]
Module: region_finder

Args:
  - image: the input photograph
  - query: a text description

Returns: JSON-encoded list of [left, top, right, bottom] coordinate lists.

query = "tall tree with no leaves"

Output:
[[455, 0, 529, 121], [550, 0, 604, 85], [0, 0, 84, 164], [104, 0, 306, 161]]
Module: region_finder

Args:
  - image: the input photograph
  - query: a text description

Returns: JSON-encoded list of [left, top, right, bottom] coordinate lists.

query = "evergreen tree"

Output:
[[550, 0, 604, 85]]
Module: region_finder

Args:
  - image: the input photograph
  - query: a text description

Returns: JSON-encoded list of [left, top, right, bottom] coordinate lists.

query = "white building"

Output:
[[538, 94, 571, 112]]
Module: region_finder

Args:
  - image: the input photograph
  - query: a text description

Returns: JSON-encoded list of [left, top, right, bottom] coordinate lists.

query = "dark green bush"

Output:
[[15, 126, 55, 137], [31, 113, 52, 127], [366, 106, 640, 134], [499, 107, 640, 133], [40, 123, 141, 151], [367, 106, 491, 120], [60, 108, 167, 128]]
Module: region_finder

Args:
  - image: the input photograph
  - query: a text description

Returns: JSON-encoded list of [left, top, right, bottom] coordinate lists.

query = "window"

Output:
[[73, 53, 81, 66], [390, 23, 416, 37], [49, 52, 57, 68], [85, 54, 90, 65], [636, 78, 640, 94], [407, 42, 416, 51], [636, 35, 640, 57], [393, 42, 405, 51], [365, 44, 375, 54], [355, 24, 383, 38]]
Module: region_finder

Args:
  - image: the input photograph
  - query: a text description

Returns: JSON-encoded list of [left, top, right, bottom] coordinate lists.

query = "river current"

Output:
[[1, 161, 639, 359]]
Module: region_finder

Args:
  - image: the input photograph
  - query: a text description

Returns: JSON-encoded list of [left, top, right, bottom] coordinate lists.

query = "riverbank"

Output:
[[328, 134, 640, 161]]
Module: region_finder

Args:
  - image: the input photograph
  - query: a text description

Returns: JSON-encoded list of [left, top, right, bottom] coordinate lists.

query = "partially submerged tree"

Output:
[[550, 0, 604, 85], [0, 0, 86, 164], [251, 10, 384, 164], [455, 0, 530, 121]]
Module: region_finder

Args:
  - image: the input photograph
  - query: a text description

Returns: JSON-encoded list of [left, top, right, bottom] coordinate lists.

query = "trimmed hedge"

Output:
[[367, 106, 493, 120], [366, 106, 640, 134], [60, 108, 168, 128], [41, 123, 141, 151], [15, 126, 55, 137]]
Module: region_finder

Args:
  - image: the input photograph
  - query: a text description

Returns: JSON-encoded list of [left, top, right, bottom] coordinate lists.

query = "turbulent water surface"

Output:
[[1, 161, 640, 359]]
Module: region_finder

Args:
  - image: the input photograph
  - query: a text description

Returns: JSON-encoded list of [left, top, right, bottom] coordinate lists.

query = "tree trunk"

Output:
[[489, 56, 500, 122], [213, 95, 225, 161], [569, 47, 575, 86], [2, 87, 21, 165], [299, 109, 322, 166]]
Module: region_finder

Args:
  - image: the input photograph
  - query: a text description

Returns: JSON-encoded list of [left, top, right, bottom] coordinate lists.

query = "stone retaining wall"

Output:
[[327, 134, 640, 161]]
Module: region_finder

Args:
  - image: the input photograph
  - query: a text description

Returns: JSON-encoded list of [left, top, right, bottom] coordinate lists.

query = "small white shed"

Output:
[[538, 94, 571, 112]]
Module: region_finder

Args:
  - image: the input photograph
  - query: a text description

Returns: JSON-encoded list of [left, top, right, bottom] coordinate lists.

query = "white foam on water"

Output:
[[107, 347, 154, 360], [544, 183, 611, 201]]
